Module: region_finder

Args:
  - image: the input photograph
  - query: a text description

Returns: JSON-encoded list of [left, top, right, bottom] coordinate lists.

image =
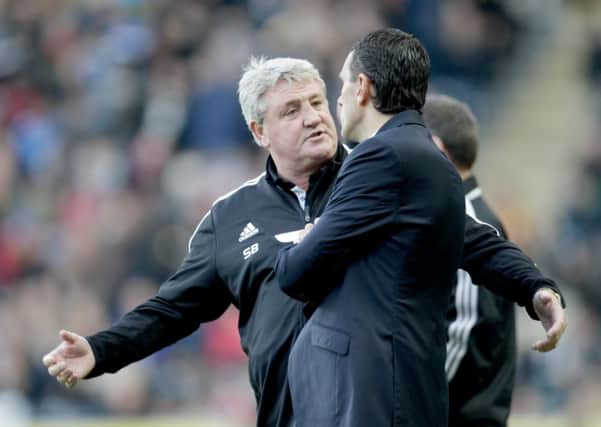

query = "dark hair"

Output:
[[350, 28, 430, 113], [422, 94, 479, 170]]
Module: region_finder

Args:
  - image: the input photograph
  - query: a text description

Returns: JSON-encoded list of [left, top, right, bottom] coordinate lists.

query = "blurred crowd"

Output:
[[519, 1, 601, 422], [0, 0, 592, 425]]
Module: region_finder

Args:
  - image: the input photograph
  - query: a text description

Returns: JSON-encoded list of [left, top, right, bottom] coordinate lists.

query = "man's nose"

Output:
[[303, 107, 321, 127]]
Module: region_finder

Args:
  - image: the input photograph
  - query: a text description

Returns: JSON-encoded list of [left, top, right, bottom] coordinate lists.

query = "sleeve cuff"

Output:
[[83, 335, 103, 379], [524, 281, 566, 320]]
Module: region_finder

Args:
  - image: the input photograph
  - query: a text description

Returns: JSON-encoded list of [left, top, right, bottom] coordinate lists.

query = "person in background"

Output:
[[423, 93, 521, 427]]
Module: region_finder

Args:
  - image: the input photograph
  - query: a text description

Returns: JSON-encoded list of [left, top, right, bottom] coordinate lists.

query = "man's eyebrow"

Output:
[[280, 99, 301, 110], [281, 93, 323, 109]]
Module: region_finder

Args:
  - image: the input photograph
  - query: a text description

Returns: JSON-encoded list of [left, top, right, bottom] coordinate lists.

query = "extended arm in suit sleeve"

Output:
[[462, 215, 565, 319], [86, 210, 232, 378], [276, 142, 402, 301]]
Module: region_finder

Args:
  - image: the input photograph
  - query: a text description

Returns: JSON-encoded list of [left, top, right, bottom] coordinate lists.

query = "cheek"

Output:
[[341, 86, 351, 102], [276, 122, 303, 147], [339, 104, 350, 125], [324, 111, 336, 129]]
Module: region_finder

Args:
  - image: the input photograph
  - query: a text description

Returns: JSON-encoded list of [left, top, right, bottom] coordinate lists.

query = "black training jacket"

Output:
[[447, 175, 516, 427], [85, 143, 563, 427]]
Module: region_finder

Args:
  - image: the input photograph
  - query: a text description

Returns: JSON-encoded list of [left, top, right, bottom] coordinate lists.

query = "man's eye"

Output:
[[311, 100, 323, 107], [285, 108, 297, 116]]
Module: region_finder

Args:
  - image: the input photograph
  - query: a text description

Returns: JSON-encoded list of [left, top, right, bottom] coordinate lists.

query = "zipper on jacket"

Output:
[[275, 185, 309, 225], [304, 203, 310, 223]]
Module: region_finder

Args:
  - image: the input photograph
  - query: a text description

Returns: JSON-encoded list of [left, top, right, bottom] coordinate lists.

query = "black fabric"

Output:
[[86, 144, 348, 427], [447, 175, 515, 427], [275, 109, 467, 427], [84, 133, 564, 427]]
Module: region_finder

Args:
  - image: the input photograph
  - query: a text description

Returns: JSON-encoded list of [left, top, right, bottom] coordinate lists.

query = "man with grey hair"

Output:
[[237, 57, 338, 188], [42, 56, 340, 427], [43, 55, 565, 427]]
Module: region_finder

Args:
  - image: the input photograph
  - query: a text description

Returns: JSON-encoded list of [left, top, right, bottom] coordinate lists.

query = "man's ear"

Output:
[[250, 121, 268, 148], [356, 73, 372, 106]]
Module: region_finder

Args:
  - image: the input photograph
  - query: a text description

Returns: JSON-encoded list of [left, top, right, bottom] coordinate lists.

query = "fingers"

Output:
[[43, 331, 85, 390], [56, 367, 72, 383], [68, 375, 79, 388], [532, 312, 567, 353], [532, 328, 563, 352], [42, 353, 56, 368], [48, 361, 66, 377], [531, 287, 567, 353], [60, 330, 77, 345], [532, 336, 556, 352], [42, 330, 75, 368], [58, 371, 79, 389], [49, 362, 79, 389], [546, 314, 567, 340]]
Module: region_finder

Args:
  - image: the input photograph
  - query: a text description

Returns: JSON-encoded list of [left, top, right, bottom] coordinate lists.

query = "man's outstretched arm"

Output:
[[43, 211, 232, 387], [462, 215, 567, 352]]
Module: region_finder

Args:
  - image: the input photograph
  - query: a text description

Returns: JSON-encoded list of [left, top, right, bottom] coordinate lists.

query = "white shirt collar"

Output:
[[291, 185, 306, 210]]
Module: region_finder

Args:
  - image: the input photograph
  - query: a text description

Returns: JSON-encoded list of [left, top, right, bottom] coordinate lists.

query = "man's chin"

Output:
[[340, 128, 353, 142], [312, 143, 337, 161]]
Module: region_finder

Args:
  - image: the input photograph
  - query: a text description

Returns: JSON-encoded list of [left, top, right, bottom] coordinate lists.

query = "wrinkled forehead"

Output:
[[263, 78, 326, 107]]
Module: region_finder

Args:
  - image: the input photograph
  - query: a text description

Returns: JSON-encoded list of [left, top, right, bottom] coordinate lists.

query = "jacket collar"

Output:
[[376, 109, 426, 135], [265, 142, 348, 190]]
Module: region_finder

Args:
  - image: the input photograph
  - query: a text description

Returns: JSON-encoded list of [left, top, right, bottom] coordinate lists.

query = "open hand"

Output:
[[42, 330, 96, 389], [531, 289, 567, 352]]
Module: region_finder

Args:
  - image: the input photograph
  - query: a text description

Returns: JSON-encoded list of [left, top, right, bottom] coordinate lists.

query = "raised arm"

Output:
[[43, 210, 233, 387], [462, 215, 567, 351], [275, 142, 404, 301]]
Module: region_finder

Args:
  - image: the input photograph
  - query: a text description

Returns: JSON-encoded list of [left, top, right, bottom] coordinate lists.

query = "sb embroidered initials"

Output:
[[243, 243, 259, 260]]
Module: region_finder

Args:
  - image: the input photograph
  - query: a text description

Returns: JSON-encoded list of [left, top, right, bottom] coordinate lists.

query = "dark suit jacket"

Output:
[[275, 110, 466, 427]]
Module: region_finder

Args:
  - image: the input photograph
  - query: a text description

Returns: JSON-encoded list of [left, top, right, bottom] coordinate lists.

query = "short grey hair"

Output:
[[238, 56, 326, 144]]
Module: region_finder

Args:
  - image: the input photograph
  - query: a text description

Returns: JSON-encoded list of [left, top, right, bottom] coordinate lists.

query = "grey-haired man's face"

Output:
[[251, 79, 338, 174]]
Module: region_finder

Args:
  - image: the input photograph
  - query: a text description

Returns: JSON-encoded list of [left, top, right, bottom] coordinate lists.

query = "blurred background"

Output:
[[0, 0, 599, 426]]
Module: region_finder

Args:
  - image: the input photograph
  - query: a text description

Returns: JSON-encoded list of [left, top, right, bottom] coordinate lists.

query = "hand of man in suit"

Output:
[[298, 223, 314, 242], [531, 288, 567, 352]]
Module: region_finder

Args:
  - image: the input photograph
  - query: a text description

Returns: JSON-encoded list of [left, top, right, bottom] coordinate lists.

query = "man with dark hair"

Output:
[[348, 29, 429, 113], [275, 29, 565, 427], [423, 94, 516, 427], [423, 94, 478, 173]]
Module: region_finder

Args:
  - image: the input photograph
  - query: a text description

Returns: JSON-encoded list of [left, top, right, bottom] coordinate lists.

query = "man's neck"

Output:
[[276, 166, 316, 191], [288, 176, 310, 191], [460, 170, 472, 182], [358, 108, 394, 142]]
